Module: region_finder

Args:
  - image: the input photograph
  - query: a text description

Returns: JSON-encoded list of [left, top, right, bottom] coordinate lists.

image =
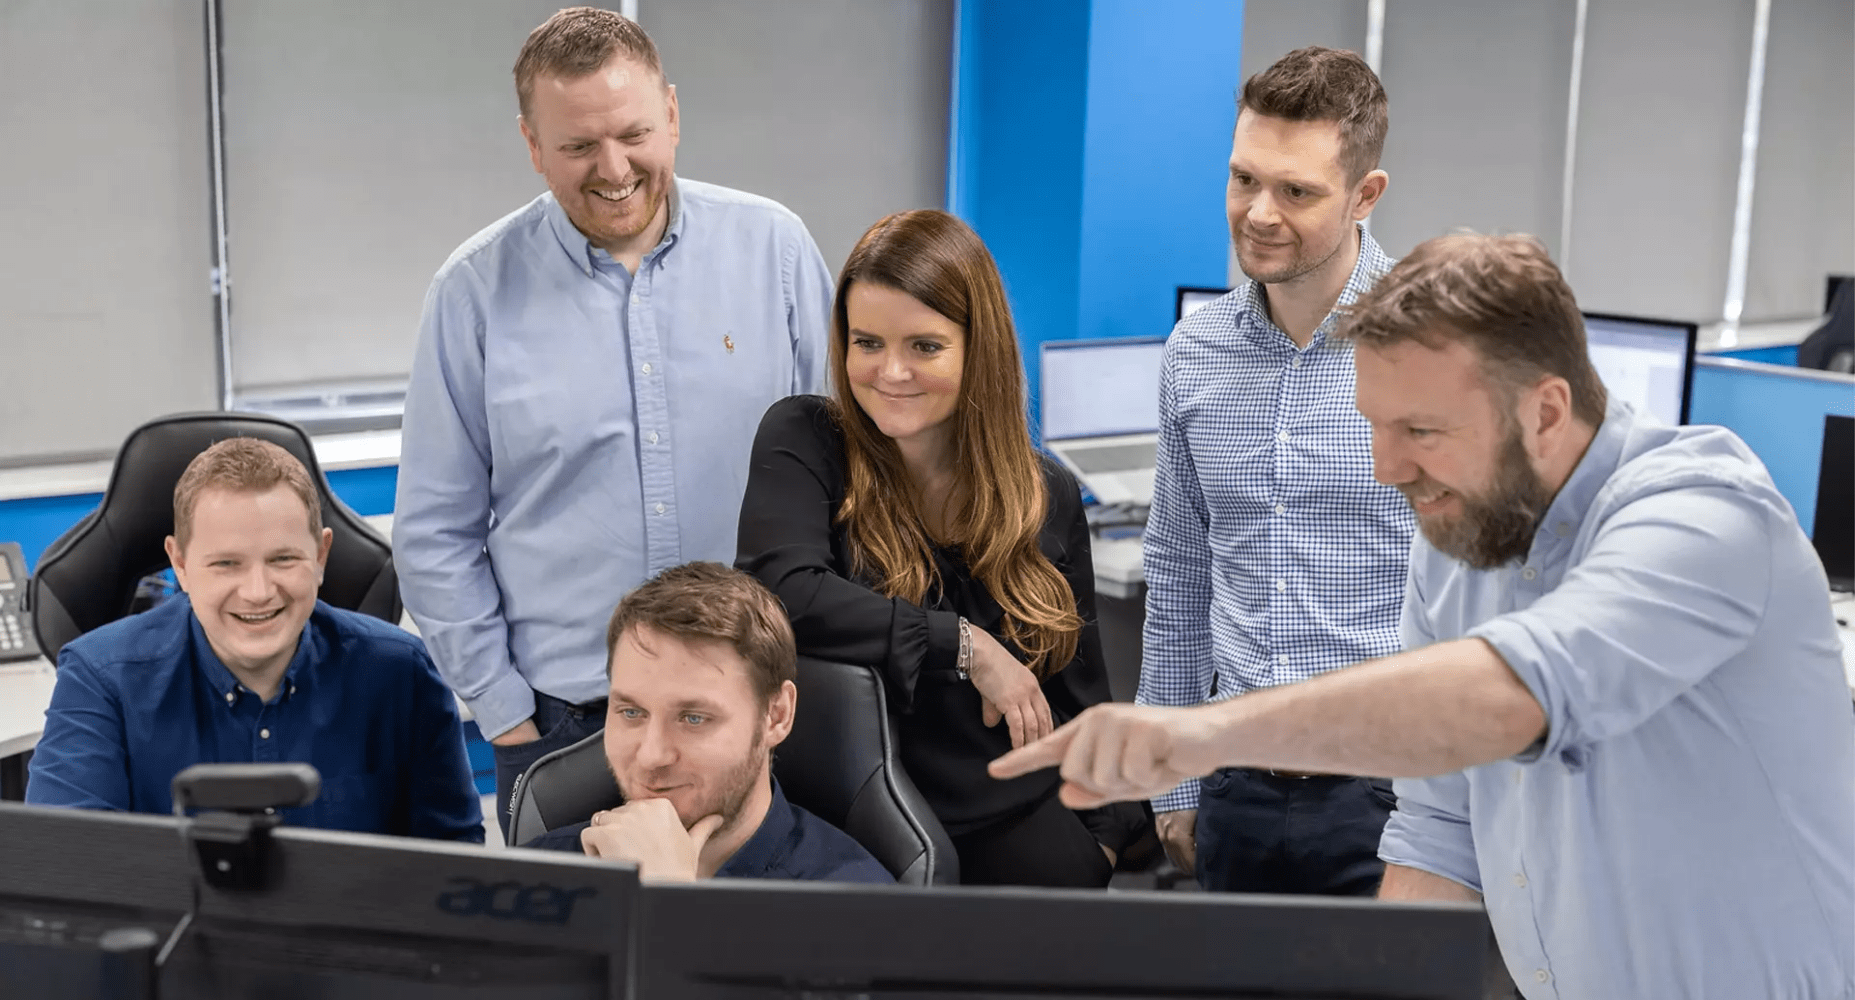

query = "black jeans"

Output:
[[1194, 767, 1395, 896], [490, 691, 608, 845]]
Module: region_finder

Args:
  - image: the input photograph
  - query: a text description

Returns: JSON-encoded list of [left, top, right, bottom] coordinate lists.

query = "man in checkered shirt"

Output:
[[1135, 46, 1416, 895]]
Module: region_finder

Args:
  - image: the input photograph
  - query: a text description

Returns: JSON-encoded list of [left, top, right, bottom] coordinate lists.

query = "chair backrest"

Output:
[[509, 657, 958, 886], [28, 411, 400, 661]]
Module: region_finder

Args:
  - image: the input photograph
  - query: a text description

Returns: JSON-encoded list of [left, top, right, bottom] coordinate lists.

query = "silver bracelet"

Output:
[[955, 617, 974, 680]]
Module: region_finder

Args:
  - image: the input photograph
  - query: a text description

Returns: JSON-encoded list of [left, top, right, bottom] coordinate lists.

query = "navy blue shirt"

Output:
[[524, 779, 892, 883], [27, 595, 484, 842]]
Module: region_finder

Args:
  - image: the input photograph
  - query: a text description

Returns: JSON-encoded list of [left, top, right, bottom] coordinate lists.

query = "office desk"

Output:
[[0, 658, 56, 799]]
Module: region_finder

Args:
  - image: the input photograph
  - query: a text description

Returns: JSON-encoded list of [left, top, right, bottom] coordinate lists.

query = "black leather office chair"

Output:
[[28, 411, 401, 662], [508, 656, 959, 886]]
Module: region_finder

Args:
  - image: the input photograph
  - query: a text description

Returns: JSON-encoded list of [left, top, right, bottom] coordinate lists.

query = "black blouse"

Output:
[[736, 395, 1114, 835]]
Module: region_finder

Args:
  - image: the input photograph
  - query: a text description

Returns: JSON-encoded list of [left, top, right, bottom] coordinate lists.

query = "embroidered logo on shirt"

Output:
[[723, 334, 735, 354]]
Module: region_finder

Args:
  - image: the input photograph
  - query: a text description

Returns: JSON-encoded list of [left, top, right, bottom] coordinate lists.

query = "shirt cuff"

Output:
[[1466, 618, 1562, 764], [466, 671, 540, 742], [927, 609, 962, 672], [1153, 778, 1202, 814]]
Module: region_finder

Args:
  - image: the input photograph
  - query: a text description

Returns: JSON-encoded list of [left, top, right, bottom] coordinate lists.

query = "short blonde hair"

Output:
[[172, 437, 321, 549]]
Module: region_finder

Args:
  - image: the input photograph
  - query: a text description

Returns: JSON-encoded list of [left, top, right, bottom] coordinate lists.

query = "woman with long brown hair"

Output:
[[736, 209, 1146, 887]]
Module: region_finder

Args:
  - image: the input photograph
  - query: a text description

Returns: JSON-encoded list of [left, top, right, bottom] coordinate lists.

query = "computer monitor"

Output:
[[1176, 285, 1229, 322], [635, 880, 1491, 999], [0, 801, 637, 999], [1581, 312, 1698, 425], [1040, 337, 1167, 441], [1813, 415, 1853, 591]]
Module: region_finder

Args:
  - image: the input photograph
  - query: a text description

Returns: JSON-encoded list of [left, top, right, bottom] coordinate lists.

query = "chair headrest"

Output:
[[29, 411, 398, 660]]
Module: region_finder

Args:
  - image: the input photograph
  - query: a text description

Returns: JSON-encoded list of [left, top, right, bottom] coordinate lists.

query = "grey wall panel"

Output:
[[1568, 0, 1753, 322], [220, 0, 565, 394], [1372, 2, 1575, 260], [1232, 1, 1368, 286], [645, 0, 952, 277], [0, 0, 218, 463], [1743, 0, 1855, 322]]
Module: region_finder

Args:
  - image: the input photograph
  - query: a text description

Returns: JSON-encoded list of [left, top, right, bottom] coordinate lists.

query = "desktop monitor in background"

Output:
[[636, 879, 1491, 999], [0, 802, 636, 1000], [1813, 415, 1853, 591], [1040, 337, 1167, 442], [1176, 285, 1229, 322], [1581, 312, 1698, 425]]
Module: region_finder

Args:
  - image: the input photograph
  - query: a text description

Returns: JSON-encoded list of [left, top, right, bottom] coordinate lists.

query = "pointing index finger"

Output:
[[987, 722, 1077, 779]]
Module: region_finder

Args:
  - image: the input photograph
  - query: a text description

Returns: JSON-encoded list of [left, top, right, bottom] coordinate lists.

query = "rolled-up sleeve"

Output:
[[1468, 485, 1770, 764], [1137, 346, 1216, 814], [1379, 548, 1481, 892], [394, 266, 532, 739]]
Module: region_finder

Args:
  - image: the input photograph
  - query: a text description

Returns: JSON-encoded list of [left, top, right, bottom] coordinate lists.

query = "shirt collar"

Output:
[[544, 177, 686, 277], [1234, 222, 1392, 350], [1529, 395, 1637, 557], [186, 594, 320, 705], [715, 778, 798, 878]]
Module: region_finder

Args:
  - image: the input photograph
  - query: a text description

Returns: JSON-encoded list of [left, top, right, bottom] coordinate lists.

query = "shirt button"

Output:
[[1276, 579, 1287, 592], [1277, 653, 1290, 665], [1274, 503, 1287, 515], [1554, 522, 1572, 537], [655, 502, 667, 515], [1276, 429, 1289, 443], [640, 362, 652, 375], [1291, 356, 1303, 368], [648, 431, 660, 445], [264, 807, 276, 815], [259, 728, 271, 739], [1521, 567, 1538, 581], [1513, 872, 1527, 888], [224, 691, 235, 704], [630, 293, 639, 306], [1512, 770, 1522, 785], [1535, 970, 1550, 984]]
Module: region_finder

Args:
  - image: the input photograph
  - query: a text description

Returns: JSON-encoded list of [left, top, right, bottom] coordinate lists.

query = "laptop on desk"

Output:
[[1040, 337, 1167, 507]]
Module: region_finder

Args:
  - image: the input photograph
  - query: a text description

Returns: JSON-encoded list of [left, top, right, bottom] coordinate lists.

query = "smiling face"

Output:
[[1227, 111, 1380, 288], [843, 281, 966, 449], [520, 55, 679, 257], [1354, 337, 1554, 569], [603, 625, 795, 835], [166, 485, 332, 682]]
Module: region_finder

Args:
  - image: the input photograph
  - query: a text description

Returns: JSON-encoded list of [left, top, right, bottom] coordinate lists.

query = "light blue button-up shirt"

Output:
[[395, 179, 831, 738], [1380, 398, 1855, 999]]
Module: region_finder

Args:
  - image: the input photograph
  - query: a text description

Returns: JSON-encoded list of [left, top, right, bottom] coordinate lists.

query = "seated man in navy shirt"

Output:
[[27, 437, 483, 842], [524, 563, 891, 884]]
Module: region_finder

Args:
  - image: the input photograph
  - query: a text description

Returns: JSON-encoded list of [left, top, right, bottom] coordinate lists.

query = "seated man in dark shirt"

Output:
[[27, 438, 483, 842], [523, 562, 892, 884]]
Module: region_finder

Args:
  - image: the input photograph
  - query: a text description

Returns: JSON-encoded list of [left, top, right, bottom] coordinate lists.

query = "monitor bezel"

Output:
[[1175, 284, 1231, 323], [1581, 310, 1700, 425]]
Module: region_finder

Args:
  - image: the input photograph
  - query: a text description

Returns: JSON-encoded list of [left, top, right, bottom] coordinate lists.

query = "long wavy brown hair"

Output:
[[829, 209, 1082, 678]]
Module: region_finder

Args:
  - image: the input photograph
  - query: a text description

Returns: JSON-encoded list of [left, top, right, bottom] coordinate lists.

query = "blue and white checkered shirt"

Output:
[[1137, 224, 1416, 813]]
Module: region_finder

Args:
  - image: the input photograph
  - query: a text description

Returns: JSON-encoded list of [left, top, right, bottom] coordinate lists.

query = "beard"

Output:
[[617, 730, 767, 836], [1232, 222, 1349, 286], [1403, 424, 1554, 570]]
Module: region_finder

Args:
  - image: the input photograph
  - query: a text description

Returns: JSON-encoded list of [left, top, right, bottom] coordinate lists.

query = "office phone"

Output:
[[0, 542, 41, 661]]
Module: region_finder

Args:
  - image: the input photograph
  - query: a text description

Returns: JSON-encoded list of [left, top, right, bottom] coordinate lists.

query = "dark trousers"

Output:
[[490, 691, 607, 845], [952, 793, 1118, 888], [1194, 767, 1394, 896]]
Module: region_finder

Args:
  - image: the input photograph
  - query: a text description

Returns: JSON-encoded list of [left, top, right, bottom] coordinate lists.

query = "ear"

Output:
[[314, 526, 333, 582], [763, 678, 797, 749], [1525, 375, 1575, 459], [164, 535, 190, 593], [1352, 168, 1389, 220], [519, 114, 544, 174], [664, 83, 680, 147]]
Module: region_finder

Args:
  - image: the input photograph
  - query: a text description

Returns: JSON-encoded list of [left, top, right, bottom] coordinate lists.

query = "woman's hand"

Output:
[[966, 627, 1054, 749]]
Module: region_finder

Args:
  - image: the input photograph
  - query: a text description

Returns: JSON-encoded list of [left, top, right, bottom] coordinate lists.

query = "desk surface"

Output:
[[0, 660, 56, 760]]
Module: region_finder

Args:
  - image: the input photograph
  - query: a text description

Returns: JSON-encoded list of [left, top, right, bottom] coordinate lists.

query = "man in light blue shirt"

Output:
[[994, 233, 1854, 998], [395, 7, 831, 840]]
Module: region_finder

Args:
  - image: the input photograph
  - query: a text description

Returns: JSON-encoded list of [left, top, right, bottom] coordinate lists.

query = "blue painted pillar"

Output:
[[949, 0, 1246, 426]]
